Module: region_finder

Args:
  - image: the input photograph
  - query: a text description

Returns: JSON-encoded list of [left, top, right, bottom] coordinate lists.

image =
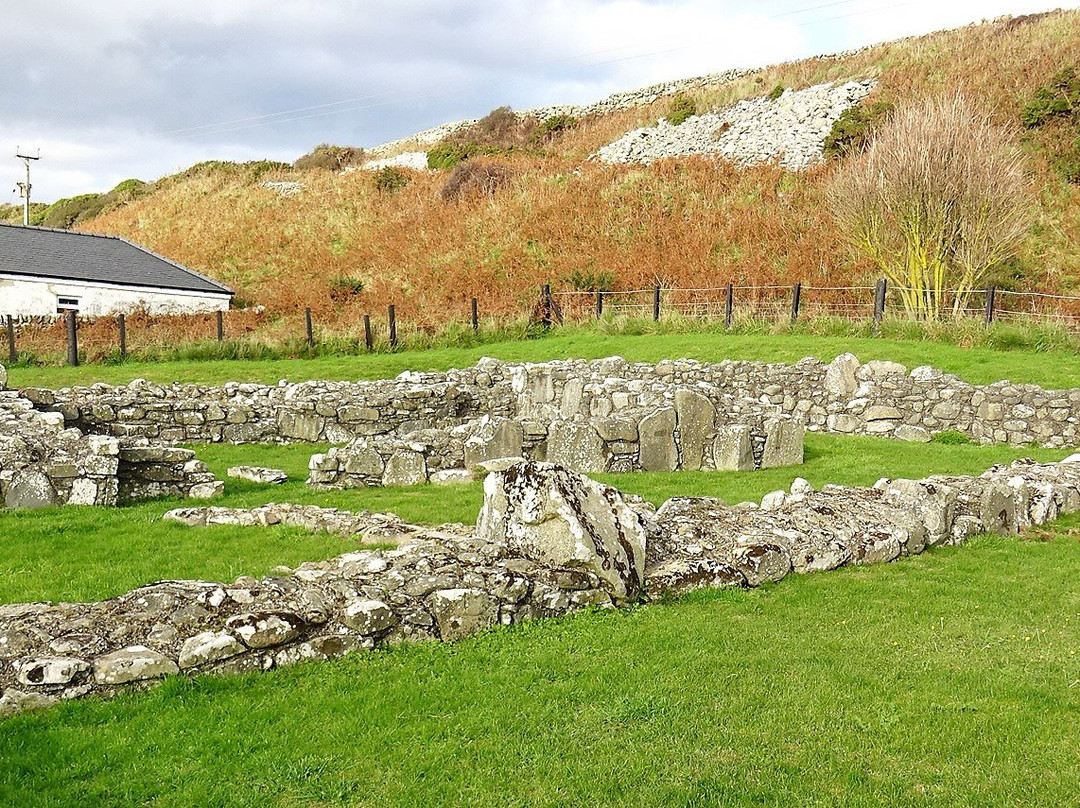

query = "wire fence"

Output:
[[10, 280, 1080, 367]]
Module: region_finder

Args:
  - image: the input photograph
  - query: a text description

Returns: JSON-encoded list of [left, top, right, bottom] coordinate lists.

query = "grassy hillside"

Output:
[[78, 11, 1080, 329]]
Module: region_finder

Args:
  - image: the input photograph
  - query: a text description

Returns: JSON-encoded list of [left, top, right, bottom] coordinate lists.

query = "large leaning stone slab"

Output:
[[639, 407, 678, 472], [476, 462, 646, 604], [675, 389, 716, 471], [277, 411, 325, 442], [93, 646, 180, 685], [546, 420, 610, 474]]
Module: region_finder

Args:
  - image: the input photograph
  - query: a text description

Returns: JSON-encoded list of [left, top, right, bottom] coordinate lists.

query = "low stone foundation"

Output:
[[3, 454, 1079, 717]]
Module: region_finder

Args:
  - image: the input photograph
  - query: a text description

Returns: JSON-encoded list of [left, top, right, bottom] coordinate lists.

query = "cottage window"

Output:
[[56, 296, 80, 313]]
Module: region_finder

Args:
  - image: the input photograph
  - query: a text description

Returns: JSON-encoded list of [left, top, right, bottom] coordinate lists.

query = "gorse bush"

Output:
[[767, 84, 786, 101], [328, 276, 365, 304], [533, 114, 578, 144], [373, 166, 410, 193], [823, 101, 895, 157], [1021, 66, 1079, 127], [666, 93, 697, 125]]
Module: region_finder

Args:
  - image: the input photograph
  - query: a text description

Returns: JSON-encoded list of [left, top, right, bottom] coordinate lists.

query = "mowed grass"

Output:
[[12, 323, 1080, 390], [0, 435, 1069, 606], [4, 336, 1080, 806], [2, 529, 1079, 807]]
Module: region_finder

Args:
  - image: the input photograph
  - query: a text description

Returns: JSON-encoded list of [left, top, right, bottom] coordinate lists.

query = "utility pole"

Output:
[[14, 148, 41, 226]]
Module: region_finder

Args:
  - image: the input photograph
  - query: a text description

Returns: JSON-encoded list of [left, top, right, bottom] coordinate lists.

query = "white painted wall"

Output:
[[0, 275, 230, 317]]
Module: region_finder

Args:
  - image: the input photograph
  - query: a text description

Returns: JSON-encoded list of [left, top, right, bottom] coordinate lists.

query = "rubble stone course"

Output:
[[0, 379, 221, 508], [23, 354, 1080, 453], [4, 454, 1080, 717]]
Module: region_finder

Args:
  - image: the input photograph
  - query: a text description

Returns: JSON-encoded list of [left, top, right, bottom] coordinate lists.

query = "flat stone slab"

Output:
[[227, 466, 289, 485]]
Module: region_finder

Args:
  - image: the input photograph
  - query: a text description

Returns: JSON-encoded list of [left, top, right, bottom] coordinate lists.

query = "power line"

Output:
[[155, 0, 927, 139]]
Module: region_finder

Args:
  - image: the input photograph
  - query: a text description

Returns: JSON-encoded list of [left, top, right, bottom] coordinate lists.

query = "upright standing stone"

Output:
[[546, 420, 610, 473], [712, 426, 755, 471], [760, 418, 804, 468], [674, 389, 716, 471], [824, 353, 860, 397], [638, 407, 678, 471]]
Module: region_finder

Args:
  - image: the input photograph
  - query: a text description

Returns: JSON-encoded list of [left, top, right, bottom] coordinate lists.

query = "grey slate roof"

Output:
[[0, 223, 233, 296]]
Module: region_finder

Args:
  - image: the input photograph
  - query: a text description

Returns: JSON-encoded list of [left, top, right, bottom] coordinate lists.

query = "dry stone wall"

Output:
[[4, 454, 1080, 717], [0, 368, 222, 508], [14, 353, 1080, 457]]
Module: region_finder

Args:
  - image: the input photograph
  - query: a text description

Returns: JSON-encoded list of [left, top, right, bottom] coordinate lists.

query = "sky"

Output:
[[3, 0, 1078, 203]]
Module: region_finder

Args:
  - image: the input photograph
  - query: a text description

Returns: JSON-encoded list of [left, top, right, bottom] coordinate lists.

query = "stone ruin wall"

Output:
[[1, 372, 221, 509], [4, 453, 1080, 717], [17, 354, 1080, 450]]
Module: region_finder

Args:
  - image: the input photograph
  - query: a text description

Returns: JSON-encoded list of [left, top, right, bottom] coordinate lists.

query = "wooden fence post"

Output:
[[984, 286, 996, 326], [790, 283, 802, 323], [873, 278, 887, 328], [725, 283, 734, 329], [6, 315, 15, 363], [304, 308, 314, 348], [363, 314, 373, 351], [653, 285, 661, 322], [595, 289, 604, 319], [118, 313, 127, 359], [216, 310, 224, 343], [541, 284, 553, 329], [471, 298, 479, 332], [66, 310, 79, 367], [388, 305, 397, 348]]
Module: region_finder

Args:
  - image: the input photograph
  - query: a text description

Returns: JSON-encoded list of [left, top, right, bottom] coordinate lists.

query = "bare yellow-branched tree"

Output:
[[829, 94, 1032, 319]]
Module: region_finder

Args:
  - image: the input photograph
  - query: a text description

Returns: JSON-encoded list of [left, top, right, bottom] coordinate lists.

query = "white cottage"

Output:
[[0, 223, 233, 316]]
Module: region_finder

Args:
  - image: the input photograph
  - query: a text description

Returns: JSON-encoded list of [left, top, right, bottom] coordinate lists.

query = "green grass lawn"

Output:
[[3, 529, 1079, 807], [0, 435, 1069, 606], [5, 334, 1080, 806], [12, 325, 1080, 390]]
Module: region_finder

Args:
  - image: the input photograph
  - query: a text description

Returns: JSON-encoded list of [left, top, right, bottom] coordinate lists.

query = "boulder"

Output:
[[760, 418, 804, 468], [638, 407, 678, 471], [5, 470, 57, 509], [382, 450, 427, 486], [463, 416, 525, 468], [882, 479, 956, 546], [546, 420, 610, 474], [712, 425, 755, 471], [476, 462, 646, 604], [427, 588, 498, 641], [227, 466, 288, 485], [93, 646, 180, 685]]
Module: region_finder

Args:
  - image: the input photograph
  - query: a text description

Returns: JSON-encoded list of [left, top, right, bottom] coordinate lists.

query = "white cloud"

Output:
[[1, 0, 1077, 201]]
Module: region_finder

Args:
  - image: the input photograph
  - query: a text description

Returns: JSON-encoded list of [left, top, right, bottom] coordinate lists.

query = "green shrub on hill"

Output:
[[373, 166, 410, 193], [666, 93, 697, 125], [824, 101, 895, 158], [1021, 66, 1079, 127]]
